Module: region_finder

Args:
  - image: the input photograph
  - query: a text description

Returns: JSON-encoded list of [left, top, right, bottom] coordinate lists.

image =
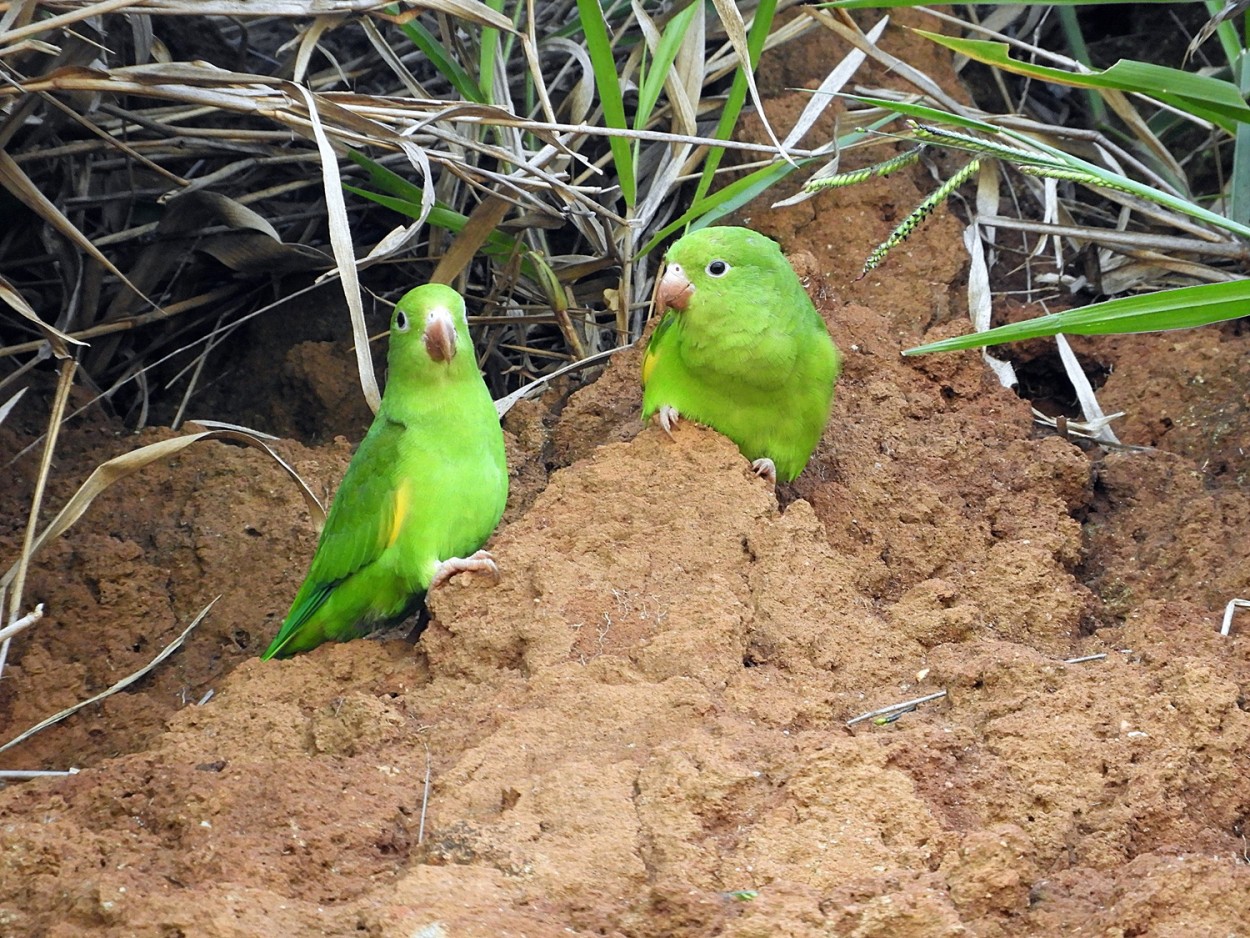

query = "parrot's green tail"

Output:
[[260, 629, 306, 661], [261, 582, 427, 660]]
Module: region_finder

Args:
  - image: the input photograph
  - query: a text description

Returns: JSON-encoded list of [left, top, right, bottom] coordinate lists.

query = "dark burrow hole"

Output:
[[1010, 347, 1112, 418]]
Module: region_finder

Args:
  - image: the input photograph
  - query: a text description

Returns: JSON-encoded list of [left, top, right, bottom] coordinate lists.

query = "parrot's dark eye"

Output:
[[395, 311, 410, 332], [706, 260, 730, 278]]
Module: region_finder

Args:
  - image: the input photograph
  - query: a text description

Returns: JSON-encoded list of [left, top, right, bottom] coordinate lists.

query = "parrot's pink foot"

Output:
[[750, 457, 777, 485], [658, 405, 680, 438], [430, 549, 500, 590]]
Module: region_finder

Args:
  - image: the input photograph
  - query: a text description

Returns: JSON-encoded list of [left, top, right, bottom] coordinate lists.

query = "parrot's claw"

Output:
[[658, 405, 680, 438], [750, 457, 778, 485], [430, 549, 500, 591]]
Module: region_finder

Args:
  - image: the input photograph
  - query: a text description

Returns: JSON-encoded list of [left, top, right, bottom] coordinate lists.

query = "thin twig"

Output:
[[1221, 598, 1249, 637], [0, 603, 43, 643], [846, 691, 948, 726], [418, 738, 432, 846], [0, 285, 240, 359], [977, 215, 1250, 260], [0, 768, 80, 780], [0, 359, 76, 687], [495, 346, 628, 417], [847, 653, 1106, 727]]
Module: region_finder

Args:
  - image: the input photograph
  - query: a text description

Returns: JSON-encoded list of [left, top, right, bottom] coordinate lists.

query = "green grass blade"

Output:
[[346, 149, 428, 202], [641, 157, 810, 255], [1232, 47, 1250, 226], [849, 96, 1250, 240], [397, 16, 486, 104], [690, 0, 778, 208], [577, 0, 636, 207], [478, 0, 509, 103], [1229, 123, 1250, 226], [345, 182, 535, 275], [644, 109, 900, 254], [343, 184, 471, 233], [344, 152, 531, 270], [634, 1, 698, 131], [915, 31, 1250, 132], [904, 279, 1250, 355], [849, 95, 1004, 133], [1056, 5, 1107, 124]]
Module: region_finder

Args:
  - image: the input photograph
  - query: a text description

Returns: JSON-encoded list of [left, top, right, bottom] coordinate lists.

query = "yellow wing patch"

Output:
[[641, 311, 677, 387], [641, 343, 659, 386], [385, 478, 411, 550]]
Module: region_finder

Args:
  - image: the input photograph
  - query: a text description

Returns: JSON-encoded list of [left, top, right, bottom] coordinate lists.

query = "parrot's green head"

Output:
[[388, 283, 476, 386], [656, 226, 792, 321]]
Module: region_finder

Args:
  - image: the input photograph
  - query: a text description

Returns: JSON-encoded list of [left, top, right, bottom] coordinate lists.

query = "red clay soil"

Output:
[[2, 14, 1249, 938]]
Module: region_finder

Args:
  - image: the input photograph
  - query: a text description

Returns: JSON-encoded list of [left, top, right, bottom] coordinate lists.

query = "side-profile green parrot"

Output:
[[641, 226, 841, 483], [262, 284, 508, 659]]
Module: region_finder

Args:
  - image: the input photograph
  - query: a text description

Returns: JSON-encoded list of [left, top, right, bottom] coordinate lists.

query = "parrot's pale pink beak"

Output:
[[423, 308, 458, 363], [656, 264, 694, 311]]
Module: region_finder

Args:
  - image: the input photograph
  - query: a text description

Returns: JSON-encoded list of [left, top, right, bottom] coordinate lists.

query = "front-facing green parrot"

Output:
[[641, 226, 841, 483], [262, 284, 508, 659]]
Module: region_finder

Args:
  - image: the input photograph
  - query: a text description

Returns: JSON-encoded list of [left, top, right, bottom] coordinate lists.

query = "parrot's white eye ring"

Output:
[[395, 310, 411, 332], [706, 260, 730, 277]]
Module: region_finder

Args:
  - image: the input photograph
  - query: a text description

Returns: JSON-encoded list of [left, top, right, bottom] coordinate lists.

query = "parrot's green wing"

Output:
[[264, 418, 409, 657], [641, 310, 678, 391]]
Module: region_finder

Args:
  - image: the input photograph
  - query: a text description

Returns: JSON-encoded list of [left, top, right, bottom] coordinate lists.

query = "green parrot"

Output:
[[262, 284, 508, 659], [641, 226, 841, 483]]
